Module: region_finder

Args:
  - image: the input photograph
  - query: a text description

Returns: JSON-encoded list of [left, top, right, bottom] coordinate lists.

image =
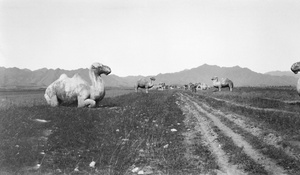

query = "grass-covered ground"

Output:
[[1, 86, 300, 174], [0, 90, 192, 174], [204, 86, 300, 112]]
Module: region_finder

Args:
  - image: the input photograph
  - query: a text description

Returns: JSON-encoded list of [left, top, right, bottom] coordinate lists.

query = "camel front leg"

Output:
[[297, 79, 300, 96], [84, 99, 96, 108], [218, 86, 221, 91], [46, 94, 59, 107], [145, 87, 149, 93], [78, 97, 96, 108]]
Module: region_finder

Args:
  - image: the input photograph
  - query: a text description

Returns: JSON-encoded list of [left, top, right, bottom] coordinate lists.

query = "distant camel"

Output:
[[158, 82, 166, 90], [135, 77, 156, 93], [44, 62, 111, 107], [291, 62, 300, 95], [211, 76, 233, 91], [169, 85, 178, 89], [189, 83, 197, 93], [196, 83, 209, 90]]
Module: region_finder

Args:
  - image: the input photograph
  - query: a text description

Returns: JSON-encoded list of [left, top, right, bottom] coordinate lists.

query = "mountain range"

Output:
[[0, 64, 298, 89]]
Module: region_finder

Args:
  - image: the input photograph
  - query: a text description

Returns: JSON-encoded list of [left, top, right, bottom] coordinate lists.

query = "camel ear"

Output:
[[91, 63, 103, 69]]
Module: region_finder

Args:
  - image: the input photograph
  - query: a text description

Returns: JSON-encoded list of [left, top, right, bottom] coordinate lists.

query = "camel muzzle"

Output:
[[291, 69, 299, 74], [103, 66, 111, 75]]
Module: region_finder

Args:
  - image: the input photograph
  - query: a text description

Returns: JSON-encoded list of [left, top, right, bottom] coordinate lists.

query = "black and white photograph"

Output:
[[1, 0, 300, 174]]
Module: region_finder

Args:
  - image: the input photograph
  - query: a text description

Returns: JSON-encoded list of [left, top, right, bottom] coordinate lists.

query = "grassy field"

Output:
[[0, 87, 133, 108], [0, 89, 192, 174], [1, 87, 300, 174]]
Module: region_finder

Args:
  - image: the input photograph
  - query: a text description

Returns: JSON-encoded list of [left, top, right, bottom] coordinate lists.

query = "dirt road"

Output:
[[177, 92, 296, 175]]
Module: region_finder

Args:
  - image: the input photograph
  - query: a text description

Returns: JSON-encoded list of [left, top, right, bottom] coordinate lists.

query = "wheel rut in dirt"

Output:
[[210, 96, 298, 115], [177, 92, 288, 175], [199, 101, 300, 160], [178, 93, 246, 175]]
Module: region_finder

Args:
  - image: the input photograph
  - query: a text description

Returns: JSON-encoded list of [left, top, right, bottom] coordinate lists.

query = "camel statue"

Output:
[[211, 76, 234, 91], [196, 82, 209, 91], [191, 84, 197, 93], [291, 62, 300, 95], [188, 83, 197, 93], [158, 82, 166, 90], [201, 83, 209, 90], [169, 85, 178, 89], [135, 77, 156, 93], [44, 62, 111, 108]]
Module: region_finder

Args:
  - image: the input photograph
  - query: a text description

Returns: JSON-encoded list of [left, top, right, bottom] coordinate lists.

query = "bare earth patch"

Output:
[[178, 93, 246, 175], [177, 92, 290, 175], [199, 101, 300, 160], [210, 96, 298, 115]]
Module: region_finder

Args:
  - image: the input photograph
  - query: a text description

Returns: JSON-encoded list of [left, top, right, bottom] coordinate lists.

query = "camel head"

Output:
[[291, 62, 300, 74], [159, 82, 165, 86], [211, 76, 218, 81], [91, 62, 111, 76], [150, 77, 156, 81]]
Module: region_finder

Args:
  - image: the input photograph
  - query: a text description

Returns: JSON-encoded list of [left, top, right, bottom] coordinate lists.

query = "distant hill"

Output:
[[0, 64, 298, 89], [152, 64, 298, 87], [265, 70, 299, 79]]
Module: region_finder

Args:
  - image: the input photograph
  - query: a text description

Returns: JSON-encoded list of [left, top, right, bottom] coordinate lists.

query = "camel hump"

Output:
[[137, 78, 147, 84], [69, 73, 85, 82], [72, 73, 80, 78], [223, 78, 233, 87], [222, 78, 228, 83], [220, 78, 229, 82], [58, 74, 68, 80], [227, 78, 233, 84]]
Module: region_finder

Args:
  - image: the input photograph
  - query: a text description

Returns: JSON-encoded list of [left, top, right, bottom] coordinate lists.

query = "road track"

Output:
[[178, 92, 288, 175]]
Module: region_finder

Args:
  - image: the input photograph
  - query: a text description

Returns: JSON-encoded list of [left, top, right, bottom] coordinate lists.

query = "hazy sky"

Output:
[[1, 0, 300, 77]]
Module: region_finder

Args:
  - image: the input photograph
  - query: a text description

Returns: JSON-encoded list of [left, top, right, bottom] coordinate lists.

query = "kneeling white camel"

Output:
[[211, 76, 234, 91], [44, 62, 111, 107]]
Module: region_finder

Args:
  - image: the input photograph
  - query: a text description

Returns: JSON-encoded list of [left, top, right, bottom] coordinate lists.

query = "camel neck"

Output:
[[149, 80, 154, 87], [89, 70, 104, 89]]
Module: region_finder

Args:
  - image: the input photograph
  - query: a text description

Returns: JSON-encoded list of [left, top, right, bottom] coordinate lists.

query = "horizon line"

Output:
[[0, 64, 290, 77]]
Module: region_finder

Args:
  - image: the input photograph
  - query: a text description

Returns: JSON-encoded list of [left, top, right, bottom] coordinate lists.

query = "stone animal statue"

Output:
[[135, 77, 156, 93], [196, 83, 209, 90], [44, 62, 111, 107], [189, 83, 197, 93], [169, 85, 178, 89], [158, 82, 166, 90], [184, 84, 189, 90], [211, 76, 233, 91], [291, 62, 300, 95]]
